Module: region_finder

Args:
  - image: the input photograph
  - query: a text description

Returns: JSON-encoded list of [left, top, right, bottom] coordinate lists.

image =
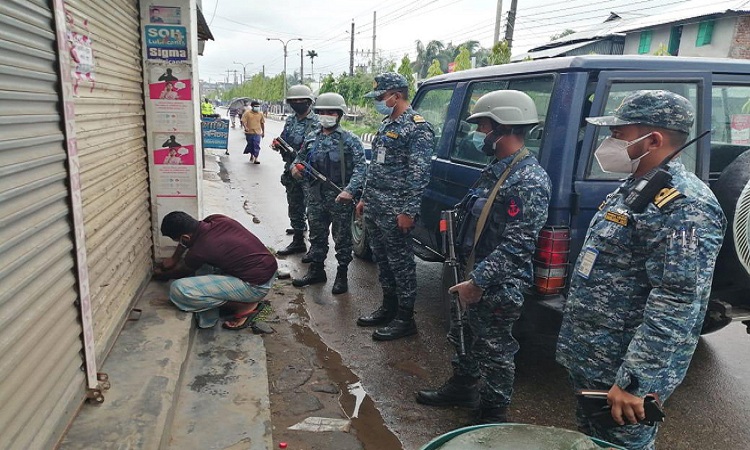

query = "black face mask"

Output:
[[289, 101, 310, 115], [481, 128, 510, 156]]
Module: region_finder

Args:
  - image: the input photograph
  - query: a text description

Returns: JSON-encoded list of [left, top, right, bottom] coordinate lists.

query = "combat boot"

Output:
[[356, 293, 398, 327], [470, 406, 508, 425], [277, 231, 306, 256], [292, 262, 327, 287], [331, 265, 348, 295], [372, 307, 417, 341], [415, 375, 480, 408], [301, 249, 314, 263]]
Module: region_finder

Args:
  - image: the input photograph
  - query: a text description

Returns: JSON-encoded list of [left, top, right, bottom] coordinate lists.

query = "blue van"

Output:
[[353, 55, 750, 334]]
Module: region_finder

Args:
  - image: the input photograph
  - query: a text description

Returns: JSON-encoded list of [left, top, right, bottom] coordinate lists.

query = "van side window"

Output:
[[412, 86, 455, 154], [709, 84, 750, 180], [586, 82, 700, 179], [450, 76, 554, 166]]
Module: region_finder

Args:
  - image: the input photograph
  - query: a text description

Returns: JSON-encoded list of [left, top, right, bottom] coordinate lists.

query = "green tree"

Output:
[[414, 40, 445, 78], [452, 46, 472, 72], [426, 58, 444, 78], [397, 54, 415, 87], [653, 43, 670, 56], [550, 29, 576, 41], [319, 73, 336, 94], [487, 40, 511, 66]]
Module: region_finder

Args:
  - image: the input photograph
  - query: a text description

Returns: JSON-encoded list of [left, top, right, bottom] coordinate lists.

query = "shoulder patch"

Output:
[[412, 114, 426, 124], [653, 187, 685, 209], [505, 195, 523, 220]]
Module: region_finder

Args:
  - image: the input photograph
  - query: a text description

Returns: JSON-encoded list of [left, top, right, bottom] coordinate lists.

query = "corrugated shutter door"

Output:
[[0, 1, 86, 449], [65, 0, 152, 361]]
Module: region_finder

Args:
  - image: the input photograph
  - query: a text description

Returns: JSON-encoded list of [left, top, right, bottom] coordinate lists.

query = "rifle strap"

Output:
[[465, 148, 529, 275], [338, 136, 346, 188]]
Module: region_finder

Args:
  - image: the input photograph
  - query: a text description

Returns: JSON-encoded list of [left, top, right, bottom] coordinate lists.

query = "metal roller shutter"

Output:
[[0, 0, 86, 449], [64, 0, 152, 361]]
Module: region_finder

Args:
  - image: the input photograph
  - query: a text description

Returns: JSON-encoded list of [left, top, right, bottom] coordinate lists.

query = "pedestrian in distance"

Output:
[[275, 85, 319, 258], [241, 100, 265, 164], [415, 90, 551, 425], [289, 92, 366, 294], [153, 212, 278, 330], [556, 90, 726, 450], [201, 97, 215, 116], [355, 72, 434, 341]]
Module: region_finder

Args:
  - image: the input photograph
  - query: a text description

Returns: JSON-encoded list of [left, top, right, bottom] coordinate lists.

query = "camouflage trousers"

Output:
[[306, 183, 354, 265], [281, 170, 307, 231], [364, 212, 416, 308], [448, 283, 523, 408], [568, 371, 657, 450]]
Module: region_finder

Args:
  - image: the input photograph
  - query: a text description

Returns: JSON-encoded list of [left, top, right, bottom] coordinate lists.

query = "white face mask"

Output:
[[318, 115, 338, 129], [594, 133, 653, 173]]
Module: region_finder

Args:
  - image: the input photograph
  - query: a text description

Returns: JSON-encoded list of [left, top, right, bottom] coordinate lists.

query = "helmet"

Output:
[[314, 93, 347, 114], [286, 84, 315, 101], [466, 90, 539, 126]]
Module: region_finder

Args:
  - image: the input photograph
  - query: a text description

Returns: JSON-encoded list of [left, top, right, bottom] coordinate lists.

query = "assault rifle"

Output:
[[294, 162, 343, 193], [271, 136, 297, 161], [440, 210, 466, 357]]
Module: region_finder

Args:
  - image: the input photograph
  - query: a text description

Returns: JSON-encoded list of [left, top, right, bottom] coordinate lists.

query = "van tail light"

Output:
[[534, 226, 570, 295]]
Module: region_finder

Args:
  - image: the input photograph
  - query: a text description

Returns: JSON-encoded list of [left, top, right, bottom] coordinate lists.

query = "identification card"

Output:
[[576, 247, 599, 279], [376, 146, 386, 163]]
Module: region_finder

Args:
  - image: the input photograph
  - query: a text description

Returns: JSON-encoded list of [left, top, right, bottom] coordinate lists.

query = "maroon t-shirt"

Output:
[[184, 214, 277, 285]]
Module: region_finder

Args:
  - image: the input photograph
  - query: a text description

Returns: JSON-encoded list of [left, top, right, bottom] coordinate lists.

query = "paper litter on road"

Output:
[[287, 417, 351, 432]]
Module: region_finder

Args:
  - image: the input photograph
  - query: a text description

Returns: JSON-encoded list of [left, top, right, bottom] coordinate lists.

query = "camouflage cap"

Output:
[[364, 72, 409, 98], [586, 90, 694, 134]]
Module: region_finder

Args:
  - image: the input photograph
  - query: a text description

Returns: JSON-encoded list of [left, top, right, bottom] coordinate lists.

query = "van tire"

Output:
[[352, 214, 372, 260], [711, 150, 750, 303]]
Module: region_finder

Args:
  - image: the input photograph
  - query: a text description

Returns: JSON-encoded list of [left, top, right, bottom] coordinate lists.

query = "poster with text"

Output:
[[731, 114, 750, 145], [153, 132, 196, 197], [155, 165, 197, 197], [149, 6, 181, 24], [153, 133, 195, 166], [145, 25, 188, 61]]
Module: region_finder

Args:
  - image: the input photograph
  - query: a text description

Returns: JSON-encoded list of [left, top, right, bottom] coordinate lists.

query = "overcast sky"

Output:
[[198, 0, 739, 83]]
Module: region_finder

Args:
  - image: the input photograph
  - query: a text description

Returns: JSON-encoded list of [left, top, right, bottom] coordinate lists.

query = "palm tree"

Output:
[[414, 40, 445, 78], [307, 50, 318, 81]]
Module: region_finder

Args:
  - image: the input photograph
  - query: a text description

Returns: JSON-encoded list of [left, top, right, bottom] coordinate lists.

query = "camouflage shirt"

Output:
[[460, 149, 551, 291], [362, 107, 434, 217], [556, 161, 726, 399], [296, 126, 367, 195], [280, 112, 319, 163]]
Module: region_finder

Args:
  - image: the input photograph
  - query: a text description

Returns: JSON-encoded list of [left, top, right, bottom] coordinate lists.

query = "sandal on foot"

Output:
[[222, 302, 266, 330]]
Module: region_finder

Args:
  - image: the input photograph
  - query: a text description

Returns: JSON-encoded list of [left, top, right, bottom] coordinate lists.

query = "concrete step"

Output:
[[59, 281, 272, 450]]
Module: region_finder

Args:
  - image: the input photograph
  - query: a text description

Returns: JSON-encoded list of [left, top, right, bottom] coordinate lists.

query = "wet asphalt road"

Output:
[[214, 114, 750, 450]]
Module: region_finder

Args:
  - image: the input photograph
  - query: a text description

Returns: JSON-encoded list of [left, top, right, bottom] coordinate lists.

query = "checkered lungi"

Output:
[[169, 267, 276, 328]]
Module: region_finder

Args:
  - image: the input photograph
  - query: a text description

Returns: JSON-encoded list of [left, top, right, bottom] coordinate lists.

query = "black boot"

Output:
[[415, 375, 480, 408], [277, 232, 306, 256], [292, 262, 327, 287], [372, 307, 417, 341], [301, 249, 314, 263], [470, 406, 508, 425], [331, 266, 348, 295], [356, 293, 398, 327]]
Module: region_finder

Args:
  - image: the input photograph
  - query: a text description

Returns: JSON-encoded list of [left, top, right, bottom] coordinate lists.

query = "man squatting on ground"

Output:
[[290, 92, 366, 294], [276, 85, 319, 258], [154, 212, 278, 330], [355, 72, 435, 341], [556, 90, 726, 450], [416, 90, 551, 425]]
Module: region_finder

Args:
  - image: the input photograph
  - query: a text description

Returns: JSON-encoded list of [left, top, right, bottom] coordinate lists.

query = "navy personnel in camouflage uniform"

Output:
[[556, 90, 726, 450], [290, 93, 366, 294], [276, 85, 319, 257], [416, 90, 551, 424], [355, 72, 435, 341]]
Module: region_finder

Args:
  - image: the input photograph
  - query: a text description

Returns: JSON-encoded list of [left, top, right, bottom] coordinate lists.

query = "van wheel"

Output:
[[711, 150, 750, 304], [352, 214, 372, 260]]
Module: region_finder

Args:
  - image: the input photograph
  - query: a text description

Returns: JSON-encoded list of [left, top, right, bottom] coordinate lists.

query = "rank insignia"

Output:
[[506, 195, 523, 220], [653, 187, 685, 209], [604, 211, 629, 226], [413, 114, 426, 123], [386, 131, 399, 139]]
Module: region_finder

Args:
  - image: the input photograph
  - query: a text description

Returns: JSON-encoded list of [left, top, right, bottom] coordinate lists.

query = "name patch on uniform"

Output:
[[604, 211, 628, 227], [386, 131, 399, 139], [576, 247, 599, 279], [505, 195, 523, 220], [413, 114, 426, 123], [376, 146, 386, 163]]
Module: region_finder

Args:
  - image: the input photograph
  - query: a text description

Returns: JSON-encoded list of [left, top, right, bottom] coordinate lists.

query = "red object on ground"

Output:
[[279, 443, 288, 449]]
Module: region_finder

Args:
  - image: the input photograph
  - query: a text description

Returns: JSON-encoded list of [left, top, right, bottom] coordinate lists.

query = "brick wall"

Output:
[[730, 16, 750, 59]]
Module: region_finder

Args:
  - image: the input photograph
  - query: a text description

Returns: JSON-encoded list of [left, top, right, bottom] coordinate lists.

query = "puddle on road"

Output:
[[288, 293, 402, 450], [216, 157, 231, 183]]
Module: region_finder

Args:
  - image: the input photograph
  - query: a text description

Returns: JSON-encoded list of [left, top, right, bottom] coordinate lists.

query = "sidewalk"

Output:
[[59, 156, 272, 450]]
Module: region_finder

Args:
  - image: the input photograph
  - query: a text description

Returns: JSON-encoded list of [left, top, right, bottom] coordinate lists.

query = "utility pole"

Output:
[[372, 11, 377, 73], [233, 69, 238, 85], [349, 20, 355, 76], [504, 0, 519, 51], [493, 0, 503, 45], [300, 48, 304, 83]]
